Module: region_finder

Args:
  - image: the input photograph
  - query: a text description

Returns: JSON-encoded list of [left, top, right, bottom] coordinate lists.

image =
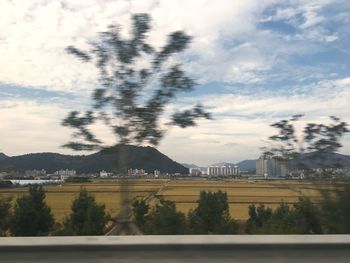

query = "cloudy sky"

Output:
[[1, 0, 350, 166]]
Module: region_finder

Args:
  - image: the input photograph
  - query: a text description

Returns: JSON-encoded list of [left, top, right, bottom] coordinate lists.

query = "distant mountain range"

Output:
[[236, 160, 256, 172], [210, 162, 236, 167], [0, 145, 188, 174], [290, 153, 350, 169], [0, 153, 8, 161], [181, 163, 200, 169], [2, 148, 349, 175]]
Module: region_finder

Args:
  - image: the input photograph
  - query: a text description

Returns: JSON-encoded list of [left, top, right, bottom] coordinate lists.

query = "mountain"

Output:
[[0, 153, 8, 161], [181, 163, 200, 169], [0, 145, 188, 174], [290, 152, 350, 169], [332, 153, 350, 167], [210, 162, 236, 167], [236, 160, 256, 172]]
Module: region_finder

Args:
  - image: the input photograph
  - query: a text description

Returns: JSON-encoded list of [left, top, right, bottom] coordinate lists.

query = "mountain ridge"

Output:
[[0, 145, 188, 174], [0, 153, 8, 161], [181, 163, 200, 169]]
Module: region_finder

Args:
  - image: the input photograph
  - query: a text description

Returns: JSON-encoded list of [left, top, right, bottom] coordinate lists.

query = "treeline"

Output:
[[133, 187, 350, 235], [0, 188, 238, 236], [1, 185, 350, 236], [133, 191, 238, 234], [246, 188, 350, 234], [0, 185, 110, 236]]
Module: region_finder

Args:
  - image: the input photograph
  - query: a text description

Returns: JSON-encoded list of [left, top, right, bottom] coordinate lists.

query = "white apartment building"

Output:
[[54, 169, 76, 180], [189, 168, 202, 176], [207, 165, 240, 177], [128, 168, 146, 176], [100, 170, 109, 178], [154, 170, 161, 177]]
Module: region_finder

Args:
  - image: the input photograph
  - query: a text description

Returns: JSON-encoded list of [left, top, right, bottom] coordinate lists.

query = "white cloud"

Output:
[[1, 0, 347, 91], [0, 0, 283, 91], [0, 100, 71, 155], [1, 76, 349, 165], [0, 99, 119, 155], [159, 77, 350, 165], [1, 0, 349, 165], [204, 77, 350, 119], [159, 117, 272, 166]]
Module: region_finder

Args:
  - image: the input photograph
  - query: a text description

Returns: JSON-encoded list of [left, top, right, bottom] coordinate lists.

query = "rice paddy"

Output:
[[0, 179, 347, 221]]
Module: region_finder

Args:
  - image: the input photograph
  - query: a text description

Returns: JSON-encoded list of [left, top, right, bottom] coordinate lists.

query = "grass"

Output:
[[0, 178, 347, 221]]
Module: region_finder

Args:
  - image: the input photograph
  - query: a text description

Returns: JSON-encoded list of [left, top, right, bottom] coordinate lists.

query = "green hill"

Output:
[[0, 145, 187, 174]]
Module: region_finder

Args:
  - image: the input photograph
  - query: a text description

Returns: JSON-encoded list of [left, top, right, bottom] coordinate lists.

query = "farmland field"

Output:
[[0, 180, 166, 221], [0, 179, 347, 221], [157, 179, 336, 219]]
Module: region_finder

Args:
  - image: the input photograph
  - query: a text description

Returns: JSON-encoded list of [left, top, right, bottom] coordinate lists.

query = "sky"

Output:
[[1, 0, 350, 166]]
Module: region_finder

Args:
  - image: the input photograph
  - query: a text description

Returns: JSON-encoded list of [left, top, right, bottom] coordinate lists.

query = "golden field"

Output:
[[0, 180, 165, 221], [157, 179, 334, 219], [0, 179, 347, 221]]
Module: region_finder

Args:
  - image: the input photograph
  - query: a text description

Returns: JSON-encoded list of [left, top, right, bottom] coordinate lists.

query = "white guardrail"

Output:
[[1, 235, 350, 263]]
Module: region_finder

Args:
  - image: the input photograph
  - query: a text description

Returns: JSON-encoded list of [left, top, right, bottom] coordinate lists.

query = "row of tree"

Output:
[[133, 186, 350, 235], [0, 185, 109, 236], [246, 185, 350, 234], [246, 198, 321, 234], [133, 191, 238, 234], [2, 185, 350, 236], [0, 187, 239, 236]]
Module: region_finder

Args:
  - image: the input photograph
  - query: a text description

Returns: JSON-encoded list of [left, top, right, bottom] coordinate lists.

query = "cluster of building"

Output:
[[256, 155, 288, 178], [255, 154, 350, 179], [54, 169, 76, 180], [100, 169, 162, 178], [127, 168, 147, 176], [290, 167, 350, 179], [25, 169, 47, 177], [24, 169, 77, 180], [189, 165, 240, 177], [20, 168, 170, 180], [99, 170, 113, 178], [11, 157, 350, 182]]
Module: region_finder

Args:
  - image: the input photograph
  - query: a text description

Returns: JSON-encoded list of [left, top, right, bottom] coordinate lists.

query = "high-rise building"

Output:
[[256, 155, 288, 177]]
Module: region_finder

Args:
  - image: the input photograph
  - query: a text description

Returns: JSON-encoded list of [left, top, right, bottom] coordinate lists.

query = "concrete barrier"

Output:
[[1, 235, 350, 263]]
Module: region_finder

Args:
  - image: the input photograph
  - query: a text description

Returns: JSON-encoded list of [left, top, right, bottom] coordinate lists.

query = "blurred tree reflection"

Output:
[[264, 115, 349, 177], [260, 115, 350, 234], [62, 13, 211, 234], [63, 13, 210, 151]]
